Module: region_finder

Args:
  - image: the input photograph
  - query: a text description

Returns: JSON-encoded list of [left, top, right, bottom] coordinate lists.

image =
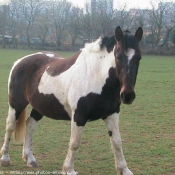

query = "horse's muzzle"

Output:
[[120, 91, 136, 104]]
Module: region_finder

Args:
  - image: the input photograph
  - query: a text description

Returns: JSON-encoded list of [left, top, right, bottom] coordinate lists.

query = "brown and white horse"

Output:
[[1, 26, 143, 175]]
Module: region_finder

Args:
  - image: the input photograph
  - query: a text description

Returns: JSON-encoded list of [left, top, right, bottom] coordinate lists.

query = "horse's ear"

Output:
[[115, 26, 123, 41], [135, 27, 143, 42]]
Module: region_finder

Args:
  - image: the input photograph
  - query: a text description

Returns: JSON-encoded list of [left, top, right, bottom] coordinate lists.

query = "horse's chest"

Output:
[[37, 66, 120, 123], [73, 68, 120, 126], [74, 90, 121, 126]]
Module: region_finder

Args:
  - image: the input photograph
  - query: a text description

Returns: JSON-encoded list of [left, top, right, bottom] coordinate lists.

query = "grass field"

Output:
[[0, 49, 175, 175]]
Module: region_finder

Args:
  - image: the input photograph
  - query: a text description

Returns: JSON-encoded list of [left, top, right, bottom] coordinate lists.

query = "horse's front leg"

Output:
[[63, 113, 85, 175], [104, 113, 133, 175]]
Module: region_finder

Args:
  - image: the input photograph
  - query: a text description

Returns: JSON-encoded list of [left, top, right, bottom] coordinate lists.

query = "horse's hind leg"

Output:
[[1, 104, 27, 167], [22, 109, 43, 168], [1, 107, 18, 166]]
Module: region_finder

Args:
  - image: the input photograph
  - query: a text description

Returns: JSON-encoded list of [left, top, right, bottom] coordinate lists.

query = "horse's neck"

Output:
[[81, 49, 116, 79]]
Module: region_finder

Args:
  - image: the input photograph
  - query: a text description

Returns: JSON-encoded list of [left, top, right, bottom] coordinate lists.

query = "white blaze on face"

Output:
[[126, 48, 135, 65]]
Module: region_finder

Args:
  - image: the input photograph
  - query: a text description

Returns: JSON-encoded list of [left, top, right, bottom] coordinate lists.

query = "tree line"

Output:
[[0, 0, 175, 51]]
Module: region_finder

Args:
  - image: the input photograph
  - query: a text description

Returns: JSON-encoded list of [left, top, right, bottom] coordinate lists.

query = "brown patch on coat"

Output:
[[47, 51, 81, 76], [9, 51, 81, 120]]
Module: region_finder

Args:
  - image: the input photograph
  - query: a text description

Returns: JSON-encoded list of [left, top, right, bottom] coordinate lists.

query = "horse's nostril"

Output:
[[120, 91, 135, 104], [120, 92, 125, 101]]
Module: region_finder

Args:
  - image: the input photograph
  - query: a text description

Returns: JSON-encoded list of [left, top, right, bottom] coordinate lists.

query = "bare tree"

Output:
[[0, 5, 8, 48], [2, 0, 175, 52], [7, 1, 23, 48], [115, 3, 130, 29], [128, 9, 146, 32], [22, 0, 42, 47], [149, 1, 168, 46], [95, 0, 115, 36], [171, 6, 175, 26], [82, 0, 115, 41], [81, 8, 95, 41], [170, 27, 175, 47], [67, 6, 83, 47], [36, 4, 50, 47], [38, 23, 49, 47], [49, 0, 72, 49]]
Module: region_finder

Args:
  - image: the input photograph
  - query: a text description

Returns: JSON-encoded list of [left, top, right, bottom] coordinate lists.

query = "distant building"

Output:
[[84, 0, 113, 14], [0, 0, 11, 5], [10, 0, 26, 3]]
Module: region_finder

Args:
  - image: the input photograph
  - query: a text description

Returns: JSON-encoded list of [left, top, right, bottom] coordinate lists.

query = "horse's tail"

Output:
[[13, 108, 27, 143]]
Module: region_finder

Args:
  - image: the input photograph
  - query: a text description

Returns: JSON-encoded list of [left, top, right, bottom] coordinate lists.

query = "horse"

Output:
[[0, 26, 143, 175]]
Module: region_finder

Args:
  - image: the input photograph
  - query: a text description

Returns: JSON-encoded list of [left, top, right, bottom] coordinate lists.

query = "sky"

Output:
[[0, 0, 175, 9], [69, 0, 175, 10]]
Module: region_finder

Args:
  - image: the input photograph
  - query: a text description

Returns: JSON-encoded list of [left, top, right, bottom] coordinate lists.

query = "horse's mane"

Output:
[[84, 36, 116, 53], [121, 31, 138, 50], [101, 36, 116, 53], [83, 38, 102, 53], [123, 30, 130, 33], [83, 29, 138, 53]]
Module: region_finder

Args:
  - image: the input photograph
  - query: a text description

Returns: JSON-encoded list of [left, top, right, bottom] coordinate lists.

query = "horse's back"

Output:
[[8, 51, 80, 120], [8, 52, 59, 109], [9, 52, 61, 90]]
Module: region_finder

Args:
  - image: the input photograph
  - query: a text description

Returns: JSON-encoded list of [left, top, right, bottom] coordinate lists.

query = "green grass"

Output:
[[0, 49, 175, 175]]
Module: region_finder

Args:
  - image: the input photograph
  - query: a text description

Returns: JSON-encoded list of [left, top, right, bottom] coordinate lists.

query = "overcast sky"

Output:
[[69, 0, 175, 9], [0, 0, 174, 9]]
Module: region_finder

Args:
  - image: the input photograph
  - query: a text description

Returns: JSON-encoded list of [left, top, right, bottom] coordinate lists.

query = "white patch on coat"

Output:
[[1, 106, 16, 163], [23, 116, 38, 165], [7, 106, 16, 123], [104, 113, 133, 174], [8, 52, 43, 93], [84, 37, 102, 53], [46, 53, 54, 57], [63, 115, 84, 173], [125, 48, 135, 64], [38, 38, 116, 116]]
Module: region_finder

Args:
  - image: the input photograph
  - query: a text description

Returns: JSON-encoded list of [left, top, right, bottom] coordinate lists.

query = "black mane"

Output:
[[101, 36, 116, 53], [100, 30, 139, 53], [123, 30, 130, 33], [121, 31, 138, 50]]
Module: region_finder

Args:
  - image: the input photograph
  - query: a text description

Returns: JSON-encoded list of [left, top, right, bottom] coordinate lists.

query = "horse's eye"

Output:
[[116, 48, 120, 53], [115, 52, 122, 61], [115, 54, 119, 61]]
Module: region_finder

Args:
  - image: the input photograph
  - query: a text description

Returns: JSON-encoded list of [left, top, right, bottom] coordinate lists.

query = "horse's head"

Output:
[[114, 26, 143, 104]]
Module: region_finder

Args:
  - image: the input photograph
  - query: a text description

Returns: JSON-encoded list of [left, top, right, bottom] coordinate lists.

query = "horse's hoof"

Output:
[[120, 168, 133, 175], [62, 168, 77, 175], [67, 170, 77, 175], [27, 161, 38, 168], [0, 160, 10, 167]]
